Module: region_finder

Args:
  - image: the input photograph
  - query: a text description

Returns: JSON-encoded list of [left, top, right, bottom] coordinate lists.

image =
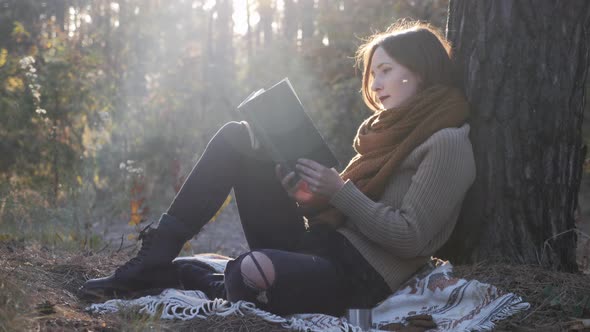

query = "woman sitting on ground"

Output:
[[80, 19, 476, 317]]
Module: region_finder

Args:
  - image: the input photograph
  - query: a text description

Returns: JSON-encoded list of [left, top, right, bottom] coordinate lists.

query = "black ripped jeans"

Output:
[[167, 121, 390, 316]]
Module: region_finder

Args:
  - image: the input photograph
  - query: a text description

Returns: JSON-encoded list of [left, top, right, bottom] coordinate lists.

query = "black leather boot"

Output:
[[79, 213, 194, 300], [176, 262, 226, 299]]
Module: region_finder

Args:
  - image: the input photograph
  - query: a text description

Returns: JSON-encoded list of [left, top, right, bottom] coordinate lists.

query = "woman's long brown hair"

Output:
[[355, 19, 455, 112]]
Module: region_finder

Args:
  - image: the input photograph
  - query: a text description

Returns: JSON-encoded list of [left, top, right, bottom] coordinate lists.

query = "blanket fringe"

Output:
[[86, 289, 357, 332], [470, 295, 530, 332], [86, 256, 530, 332]]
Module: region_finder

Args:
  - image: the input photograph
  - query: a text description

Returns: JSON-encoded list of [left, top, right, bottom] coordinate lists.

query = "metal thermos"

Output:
[[346, 308, 372, 331]]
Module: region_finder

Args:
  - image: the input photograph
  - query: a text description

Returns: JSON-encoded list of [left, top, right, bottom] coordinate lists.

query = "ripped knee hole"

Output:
[[240, 251, 276, 290]]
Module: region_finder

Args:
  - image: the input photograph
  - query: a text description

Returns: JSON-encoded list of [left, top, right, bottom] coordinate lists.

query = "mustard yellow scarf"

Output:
[[302, 85, 470, 228]]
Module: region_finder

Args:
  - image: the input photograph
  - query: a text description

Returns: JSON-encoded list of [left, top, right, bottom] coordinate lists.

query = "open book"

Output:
[[237, 78, 339, 175]]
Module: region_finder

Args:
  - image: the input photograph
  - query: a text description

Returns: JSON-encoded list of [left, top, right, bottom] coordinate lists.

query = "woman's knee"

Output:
[[217, 121, 249, 145], [224, 250, 276, 303], [240, 251, 276, 289], [217, 121, 261, 150], [202, 121, 252, 158]]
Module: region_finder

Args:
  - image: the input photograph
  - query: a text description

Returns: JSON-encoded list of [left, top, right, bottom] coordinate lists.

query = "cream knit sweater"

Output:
[[331, 124, 476, 291]]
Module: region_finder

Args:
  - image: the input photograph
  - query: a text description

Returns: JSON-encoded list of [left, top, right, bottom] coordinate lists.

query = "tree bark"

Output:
[[258, 0, 273, 45], [53, 0, 67, 32], [282, 0, 297, 42], [299, 0, 314, 43], [440, 0, 590, 271], [246, 0, 252, 64]]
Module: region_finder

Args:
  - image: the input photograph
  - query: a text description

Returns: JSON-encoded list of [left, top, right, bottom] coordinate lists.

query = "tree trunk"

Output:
[[258, 0, 273, 45], [246, 0, 252, 66], [212, 0, 235, 115], [440, 0, 590, 271], [299, 0, 314, 44], [215, 0, 234, 66], [53, 0, 67, 32], [282, 0, 297, 42]]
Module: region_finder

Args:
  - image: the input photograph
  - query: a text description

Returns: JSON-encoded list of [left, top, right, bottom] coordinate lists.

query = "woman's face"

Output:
[[369, 46, 421, 110]]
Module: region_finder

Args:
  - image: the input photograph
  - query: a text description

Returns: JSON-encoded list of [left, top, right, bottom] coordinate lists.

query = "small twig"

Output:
[[518, 298, 549, 323], [541, 228, 581, 261], [118, 243, 137, 252], [519, 289, 566, 323], [116, 233, 124, 253], [576, 229, 590, 240], [95, 241, 110, 255], [6, 263, 20, 277]]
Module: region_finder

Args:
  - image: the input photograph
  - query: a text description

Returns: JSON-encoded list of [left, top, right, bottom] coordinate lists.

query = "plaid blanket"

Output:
[[86, 255, 529, 331]]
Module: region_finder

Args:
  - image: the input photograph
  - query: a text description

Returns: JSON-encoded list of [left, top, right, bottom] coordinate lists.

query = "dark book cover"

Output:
[[237, 78, 339, 173]]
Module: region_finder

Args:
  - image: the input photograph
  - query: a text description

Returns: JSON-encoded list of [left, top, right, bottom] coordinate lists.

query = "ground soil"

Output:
[[1, 200, 590, 331]]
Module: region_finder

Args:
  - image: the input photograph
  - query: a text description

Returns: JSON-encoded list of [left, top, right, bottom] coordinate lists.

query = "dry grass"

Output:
[[1, 237, 589, 331], [0, 274, 30, 332], [0, 238, 291, 332], [0, 239, 120, 331], [454, 262, 590, 332]]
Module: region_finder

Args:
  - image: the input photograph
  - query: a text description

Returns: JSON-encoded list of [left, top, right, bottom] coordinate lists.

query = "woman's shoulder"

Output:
[[406, 124, 474, 167], [399, 123, 474, 171], [411, 123, 475, 182], [422, 123, 472, 151]]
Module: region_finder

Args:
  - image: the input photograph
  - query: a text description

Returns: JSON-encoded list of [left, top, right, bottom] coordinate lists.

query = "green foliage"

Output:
[[0, 0, 450, 238], [0, 179, 105, 251]]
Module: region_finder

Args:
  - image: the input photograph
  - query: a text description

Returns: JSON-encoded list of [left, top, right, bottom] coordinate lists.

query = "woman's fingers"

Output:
[[282, 172, 297, 189], [298, 173, 319, 188], [297, 158, 324, 171], [296, 160, 328, 194], [299, 174, 329, 195], [275, 164, 299, 197], [279, 161, 340, 197], [295, 163, 320, 179]]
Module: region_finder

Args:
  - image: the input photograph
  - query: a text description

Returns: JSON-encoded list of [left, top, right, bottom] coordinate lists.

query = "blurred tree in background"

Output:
[[2, 1, 589, 269], [0, 0, 450, 237]]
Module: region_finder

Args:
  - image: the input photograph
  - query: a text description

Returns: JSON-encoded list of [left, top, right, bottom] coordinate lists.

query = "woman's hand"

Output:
[[275, 164, 314, 203], [295, 158, 345, 198]]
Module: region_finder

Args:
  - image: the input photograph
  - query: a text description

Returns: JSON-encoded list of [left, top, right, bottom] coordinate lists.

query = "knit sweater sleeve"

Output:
[[329, 128, 475, 258]]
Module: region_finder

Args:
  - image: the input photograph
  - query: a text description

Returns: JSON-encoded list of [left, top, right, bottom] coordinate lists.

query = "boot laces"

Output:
[[207, 278, 226, 299], [210, 279, 224, 289], [116, 222, 156, 273]]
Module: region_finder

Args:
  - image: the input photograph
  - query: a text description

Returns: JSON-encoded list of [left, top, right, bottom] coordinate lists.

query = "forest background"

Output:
[[1, 0, 590, 270], [0, 0, 457, 251], [2, 1, 590, 330]]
